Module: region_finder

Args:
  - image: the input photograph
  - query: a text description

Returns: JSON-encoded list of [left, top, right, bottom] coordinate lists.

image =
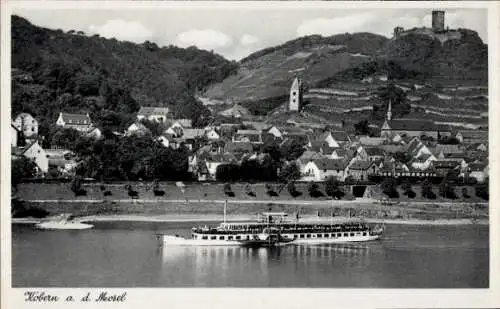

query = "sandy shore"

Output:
[[12, 213, 488, 226]]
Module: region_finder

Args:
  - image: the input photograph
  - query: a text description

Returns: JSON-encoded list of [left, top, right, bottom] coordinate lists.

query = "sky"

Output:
[[13, 6, 487, 61]]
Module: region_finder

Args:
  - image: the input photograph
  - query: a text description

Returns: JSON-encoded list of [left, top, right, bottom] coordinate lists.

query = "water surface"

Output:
[[12, 221, 489, 287]]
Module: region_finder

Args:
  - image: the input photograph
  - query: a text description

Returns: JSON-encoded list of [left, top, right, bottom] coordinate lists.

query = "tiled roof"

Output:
[[387, 119, 438, 131], [137, 106, 170, 116], [61, 113, 91, 125], [434, 144, 462, 154], [359, 136, 385, 146], [182, 129, 205, 140], [348, 160, 374, 170], [224, 142, 253, 153], [468, 162, 488, 171], [312, 158, 345, 171], [364, 147, 385, 156]]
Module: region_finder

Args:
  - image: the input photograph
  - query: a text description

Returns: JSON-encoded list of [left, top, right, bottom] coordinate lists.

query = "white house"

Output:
[[13, 141, 48, 173], [136, 106, 170, 122], [206, 129, 220, 140], [410, 154, 437, 170], [85, 127, 102, 140], [267, 126, 283, 139], [56, 112, 92, 132], [313, 130, 351, 148], [467, 163, 488, 183], [302, 158, 346, 182], [13, 113, 38, 137], [126, 122, 151, 136]]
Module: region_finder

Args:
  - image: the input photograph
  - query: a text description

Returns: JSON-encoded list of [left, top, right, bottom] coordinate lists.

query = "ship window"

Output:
[[344, 233, 348, 237], [202, 236, 208, 240], [300, 234, 305, 239], [211, 236, 216, 240], [219, 236, 225, 240], [236, 236, 241, 240], [306, 234, 311, 238], [294, 235, 298, 239], [317, 234, 322, 238], [246, 236, 250, 240], [337, 233, 342, 237], [363, 232, 367, 236], [325, 234, 329, 238], [350, 233, 355, 237], [228, 236, 233, 240]]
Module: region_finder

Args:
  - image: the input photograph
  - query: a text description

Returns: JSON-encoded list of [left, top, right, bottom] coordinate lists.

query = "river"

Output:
[[12, 221, 488, 288]]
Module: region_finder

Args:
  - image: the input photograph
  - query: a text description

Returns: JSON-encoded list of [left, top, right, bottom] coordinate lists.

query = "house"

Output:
[[406, 137, 434, 159], [267, 126, 283, 139], [381, 119, 440, 140], [157, 134, 176, 148], [377, 160, 410, 178], [430, 160, 461, 176], [358, 136, 386, 146], [224, 142, 254, 154], [45, 149, 78, 176], [56, 112, 92, 132], [206, 128, 220, 140], [330, 148, 347, 159], [219, 104, 251, 118], [165, 120, 192, 138], [409, 153, 436, 170], [345, 160, 379, 181], [233, 129, 262, 144], [313, 130, 351, 148], [467, 163, 488, 183], [11, 124, 19, 147], [126, 122, 151, 136], [85, 127, 102, 140], [455, 130, 488, 144], [432, 144, 462, 158], [13, 113, 38, 138], [199, 153, 237, 180], [297, 150, 324, 175], [136, 106, 170, 122], [355, 146, 386, 162], [12, 141, 48, 173], [302, 158, 346, 182]]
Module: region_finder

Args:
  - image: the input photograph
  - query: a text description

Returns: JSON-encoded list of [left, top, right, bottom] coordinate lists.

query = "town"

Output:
[[11, 73, 489, 202]]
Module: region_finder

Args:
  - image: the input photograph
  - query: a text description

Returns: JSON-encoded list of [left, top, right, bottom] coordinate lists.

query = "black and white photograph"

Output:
[[1, 0, 499, 308]]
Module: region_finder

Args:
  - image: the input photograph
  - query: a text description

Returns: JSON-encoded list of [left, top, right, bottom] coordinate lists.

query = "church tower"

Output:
[[387, 99, 392, 121], [289, 77, 302, 111]]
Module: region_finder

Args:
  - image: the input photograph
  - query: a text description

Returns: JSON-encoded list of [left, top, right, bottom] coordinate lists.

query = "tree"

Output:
[[354, 120, 370, 136], [325, 176, 344, 199], [439, 178, 457, 199], [475, 178, 489, 200], [278, 162, 301, 183], [421, 179, 436, 199], [280, 140, 305, 161], [462, 187, 470, 199], [381, 178, 399, 198], [11, 157, 37, 191], [401, 179, 416, 198], [287, 181, 301, 198], [393, 151, 412, 165], [308, 182, 323, 198], [244, 184, 255, 197], [215, 164, 240, 182]]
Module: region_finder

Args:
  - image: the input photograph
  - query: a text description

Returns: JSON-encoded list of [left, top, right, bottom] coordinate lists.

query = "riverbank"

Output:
[[13, 198, 488, 226], [12, 213, 488, 226]]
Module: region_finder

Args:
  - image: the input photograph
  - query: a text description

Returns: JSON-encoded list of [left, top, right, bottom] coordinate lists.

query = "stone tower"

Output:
[[289, 77, 303, 111], [432, 10, 445, 32], [393, 27, 404, 37]]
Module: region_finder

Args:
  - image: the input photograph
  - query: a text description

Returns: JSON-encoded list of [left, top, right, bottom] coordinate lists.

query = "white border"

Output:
[[1, 2, 499, 309]]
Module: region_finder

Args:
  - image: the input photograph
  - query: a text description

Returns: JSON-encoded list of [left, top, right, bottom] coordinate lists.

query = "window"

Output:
[[293, 235, 298, 239], [343, 233, 348, 237], [219, 236, 225, 240], [306, 234, 311, 238], [210, 236, 216, 240], [363, 232, 367, 236], [235, 236, 241, 240], [317, 234, 322, 238], [292, 91, 296, 96], [350, 233, 355, 237], [228, 236, 233, 240], [337, 233, 342, 237], [32, 128, 35, 132], [202, 236, 208, 240], [292, 99, 296, 103], [300, 234, 305, 239]]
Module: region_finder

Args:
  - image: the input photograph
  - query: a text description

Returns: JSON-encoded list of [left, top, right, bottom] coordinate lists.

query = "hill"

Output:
[[201, 27, 488, 126], [11, 15, 238, 132]]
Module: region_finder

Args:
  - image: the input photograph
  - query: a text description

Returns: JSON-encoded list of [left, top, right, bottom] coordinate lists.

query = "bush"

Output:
[[265, 183, 278, 197], [421, 180, 436, 199], [287, 182, 302, 198], [439, 181, 457, 199], [381, 178, 399, 198], [325, 176, 344, 199], [462, 187, 470, 199], [308, 182, 323, 198], [223, 183, 234, 197]]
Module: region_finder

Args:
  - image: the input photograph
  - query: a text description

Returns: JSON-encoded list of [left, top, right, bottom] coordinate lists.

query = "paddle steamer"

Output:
[[162, 202, 384, 247]]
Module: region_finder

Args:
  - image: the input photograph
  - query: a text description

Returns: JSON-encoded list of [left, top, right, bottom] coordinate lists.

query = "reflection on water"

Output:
[[12, 222, 489, 288]]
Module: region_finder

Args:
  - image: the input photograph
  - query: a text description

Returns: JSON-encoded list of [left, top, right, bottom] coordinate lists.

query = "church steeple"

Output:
[[386, 99, 392, 121]]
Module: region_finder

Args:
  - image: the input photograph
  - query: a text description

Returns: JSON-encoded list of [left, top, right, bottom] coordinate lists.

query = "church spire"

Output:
[[387, 99, 392, 121]]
